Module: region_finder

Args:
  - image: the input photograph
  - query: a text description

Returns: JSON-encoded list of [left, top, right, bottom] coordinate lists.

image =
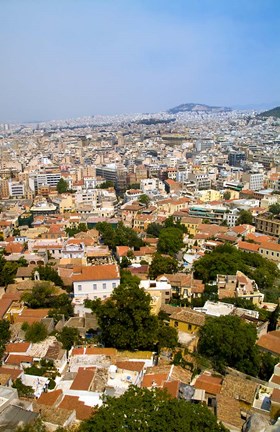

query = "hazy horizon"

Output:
[[1, 0, 280, 122]]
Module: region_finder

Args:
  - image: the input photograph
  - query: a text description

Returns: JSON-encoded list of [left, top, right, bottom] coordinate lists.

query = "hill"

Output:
[[258, 106, 280, 119], [167, 103, 232, 114]]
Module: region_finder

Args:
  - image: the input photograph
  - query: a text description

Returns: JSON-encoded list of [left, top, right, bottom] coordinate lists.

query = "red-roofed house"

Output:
[[72, 264, 120, 301]]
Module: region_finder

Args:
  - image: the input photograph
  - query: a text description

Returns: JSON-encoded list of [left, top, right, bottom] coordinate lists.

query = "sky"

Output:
[[1, 0, 280, 122]]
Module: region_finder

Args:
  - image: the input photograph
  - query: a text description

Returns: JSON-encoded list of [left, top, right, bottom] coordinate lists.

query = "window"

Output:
[[103, 283, 106, 289], [174, 321, 178, 328], [103, 295, 107, 299], [188, 324, 192, 331], [94, 296, 97, 300], [112, 282, 116, 289], [77, 284, 82, 291], [93, 284, 97, 290], [165, 291, 170, 296]]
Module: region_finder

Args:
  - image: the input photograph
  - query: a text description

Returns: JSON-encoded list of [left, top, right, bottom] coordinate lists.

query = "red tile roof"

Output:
[[72, 264, 120, 282], [116, 361, 145, 373], [37, 389, 63, 406], [70, 367, 96, 391]]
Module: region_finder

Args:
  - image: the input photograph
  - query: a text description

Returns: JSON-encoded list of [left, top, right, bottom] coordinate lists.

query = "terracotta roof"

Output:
[[16, 265, 36, 278], [85, 347, 117, 356], [5, 342, 31, 353], [116, 361, 145, 373], [221, 375, 257, 405], [0, 366, 22, 380], [72, 264, 120, 282], [116, 246, 130, 257], [238, 241, 259, 252], [163, 380, 180, 398], [271, 388, 280, 403], [271, 375, 280, 386], [5, 243, 25, 254], [142, 373, 169, 388], [5, 354, 33, 365], [170, 308, 205, 327], [259, 242, 280, 252], [257, 331, 280, 356], [70, 367, 96, 391], [216, 394, 243, 429], [0, 298, 13, 319], [37, 389, 63, 407], [59, 395, 95, 421], [71, 347, 85, 356], [194, 374, 222, 395]]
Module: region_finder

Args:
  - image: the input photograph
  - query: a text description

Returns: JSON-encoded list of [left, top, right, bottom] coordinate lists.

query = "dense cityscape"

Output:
[[0, 105, 279, 431]]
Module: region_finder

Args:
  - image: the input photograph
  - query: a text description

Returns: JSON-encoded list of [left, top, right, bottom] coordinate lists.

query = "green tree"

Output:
[[149, 253, 178, 279], [22, 281, 57, 308], [0, 257, 19, 287], [236, 210, 253, 225], [157, 325, 178, 350], [198, 315, 260, 375], [93, 283, 158, 350], [223, 191, 231, 200], [268, 202, 280, 215], [146, 222, 163, 238], [138, 194, 150, 207], [258, 352, 279, 381], [56, 178, 68, 194], [13, 378, 34, 399], [164, 216, 187, 233], [119, 256, 131, 269], [33, 265, 64, 287], [56, 326, 81, 351], [0, 319, 11, 361], [23, 322, 48, 343], [65, 223, 88, 237], [80, 386, 228, 432], [157, 227, 184, 255], [96, 222, 144, 250], [97, 180, 114, 189]]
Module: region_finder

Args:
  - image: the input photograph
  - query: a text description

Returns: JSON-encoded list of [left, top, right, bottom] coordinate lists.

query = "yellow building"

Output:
[[198, 189, 222, 203], [169, 308, 205, 334], [180, 217, 202, 236]]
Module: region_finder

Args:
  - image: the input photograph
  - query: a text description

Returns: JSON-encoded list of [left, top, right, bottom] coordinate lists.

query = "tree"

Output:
[[198, 315, 260, 376], [93, 283, 158, 350], [13, 378, 34, 399], [33, 265, 64, 287], [0, 256, 19, 287], [236, 210, 253, 225], [56, 326, 81, 351], [146, 222, 163, 238], [269, 202, 280, 215], [157, 227, 184, 256], [223, 191, 231, 200], [0, 319, 11, 361], [149, 253, 178, 279], [97, 180, 114, 189], [23, 322, 48, 343], [56, 178, 68, 194], [258, 352, 279, 381], [96, 222, 144, 250], [22, 281, 57, 308], [164, 216, 187, 233], [80, 386, 228, 432], [138, 194, 150, 207], [65, 223, 88, 237], [157, 325, 178, 350]]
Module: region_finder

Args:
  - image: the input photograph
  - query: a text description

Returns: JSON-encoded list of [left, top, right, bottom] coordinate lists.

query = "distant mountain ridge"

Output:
[[258, 106, 280, 119], [167, 103, 232, 114]]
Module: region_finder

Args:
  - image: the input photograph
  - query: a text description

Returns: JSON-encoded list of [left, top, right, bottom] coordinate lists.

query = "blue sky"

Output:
[[1, 0, 280, 121]]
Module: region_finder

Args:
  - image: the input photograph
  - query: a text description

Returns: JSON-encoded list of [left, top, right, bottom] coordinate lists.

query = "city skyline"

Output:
[[1, 0, 280, 122]]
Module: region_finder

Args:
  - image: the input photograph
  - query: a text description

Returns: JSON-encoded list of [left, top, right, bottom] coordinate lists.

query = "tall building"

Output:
[[228, 152, 246, 167]]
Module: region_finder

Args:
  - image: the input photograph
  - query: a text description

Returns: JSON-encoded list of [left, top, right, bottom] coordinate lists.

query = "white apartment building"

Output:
[[72, 264, 120, 301]]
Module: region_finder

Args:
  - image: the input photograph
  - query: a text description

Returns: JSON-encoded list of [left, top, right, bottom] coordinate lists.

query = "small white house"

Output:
[[72, 264, 120, 301]]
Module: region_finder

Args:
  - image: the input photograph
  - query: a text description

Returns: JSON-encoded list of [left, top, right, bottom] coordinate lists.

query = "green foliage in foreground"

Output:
[[80, 386, 228, 432], [22, 321, 48, 343]]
